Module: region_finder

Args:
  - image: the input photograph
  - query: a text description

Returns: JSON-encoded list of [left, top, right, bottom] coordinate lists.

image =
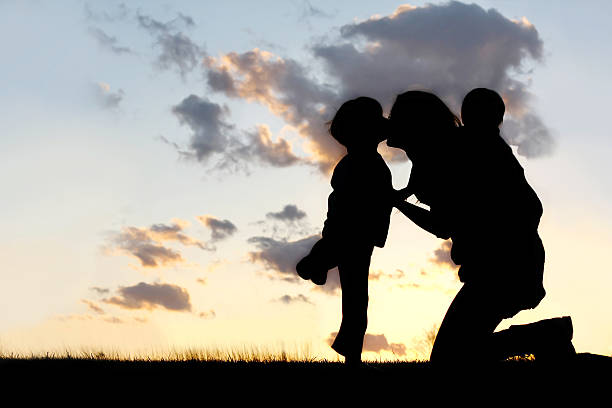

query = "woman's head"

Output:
[[329, 96, 388, 150], [387, 91, 460, 157]]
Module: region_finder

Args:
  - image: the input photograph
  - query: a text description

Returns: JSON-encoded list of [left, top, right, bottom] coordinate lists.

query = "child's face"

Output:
[[386, 117, 407, 149], [349, 115, 388, 149], [376, 117, 390, 143]]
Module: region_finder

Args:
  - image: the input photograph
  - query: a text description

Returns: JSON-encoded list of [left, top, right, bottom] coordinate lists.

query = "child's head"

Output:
[[461, 88, 505, 128], [329, 96, 388, 149]]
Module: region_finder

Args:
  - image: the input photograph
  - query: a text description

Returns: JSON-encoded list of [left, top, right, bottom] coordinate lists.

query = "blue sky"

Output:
[[1, 0, 611, 359]]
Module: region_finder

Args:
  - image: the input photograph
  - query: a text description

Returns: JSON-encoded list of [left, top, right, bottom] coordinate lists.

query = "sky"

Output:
[[1, 0, 611, 360]]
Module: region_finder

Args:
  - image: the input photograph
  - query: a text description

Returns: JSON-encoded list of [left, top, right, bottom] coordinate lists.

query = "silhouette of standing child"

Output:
[[296, 96, 398, 366]]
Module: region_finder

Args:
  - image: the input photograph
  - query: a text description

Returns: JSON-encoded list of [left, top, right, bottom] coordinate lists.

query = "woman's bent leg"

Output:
[[430, 283, 505, 365]]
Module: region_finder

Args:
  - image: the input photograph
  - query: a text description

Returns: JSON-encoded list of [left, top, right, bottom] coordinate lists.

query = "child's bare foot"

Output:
[[311, 270, 327, 286], [296, 256, 312, 280]]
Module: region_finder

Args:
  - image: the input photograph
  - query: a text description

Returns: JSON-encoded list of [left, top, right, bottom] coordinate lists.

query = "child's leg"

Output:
[[296, 239, 327, 281], [331, 245, 373, 363], [296, 238, 336, 285]]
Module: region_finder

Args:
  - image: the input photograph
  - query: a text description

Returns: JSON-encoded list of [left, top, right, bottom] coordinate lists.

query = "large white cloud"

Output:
[[317, 1, 551, 157], [200, 1, 552, 172]]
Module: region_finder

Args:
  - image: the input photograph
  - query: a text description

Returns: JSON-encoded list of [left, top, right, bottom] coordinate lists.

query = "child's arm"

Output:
[[394, 200, 451, 239]]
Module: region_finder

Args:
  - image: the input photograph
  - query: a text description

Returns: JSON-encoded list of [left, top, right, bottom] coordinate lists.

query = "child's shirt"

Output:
[[321, 150, 393, 248]]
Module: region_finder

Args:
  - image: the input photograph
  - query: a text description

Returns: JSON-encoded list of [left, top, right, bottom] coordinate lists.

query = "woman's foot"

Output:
[[506, 316, 576, 361]]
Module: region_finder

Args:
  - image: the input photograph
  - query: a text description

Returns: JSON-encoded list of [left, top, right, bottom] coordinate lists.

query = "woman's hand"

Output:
[[394, 200, 451, 239], [392, 186, 413, 205]]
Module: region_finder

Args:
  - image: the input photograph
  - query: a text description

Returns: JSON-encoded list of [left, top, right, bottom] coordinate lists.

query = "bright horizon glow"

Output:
[[1, 1, 611, 360]]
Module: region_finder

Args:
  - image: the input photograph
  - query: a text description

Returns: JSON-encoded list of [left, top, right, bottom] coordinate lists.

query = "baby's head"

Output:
[[461, 88, 505, 128], [329, 96, 388, 150]]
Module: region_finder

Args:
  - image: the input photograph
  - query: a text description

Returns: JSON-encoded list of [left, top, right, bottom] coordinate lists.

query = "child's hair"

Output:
[[461, 88, 505, 127], [329, 96, 383, 146]]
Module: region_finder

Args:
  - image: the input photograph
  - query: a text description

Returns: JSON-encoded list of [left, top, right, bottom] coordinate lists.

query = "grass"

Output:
[[0, 344, 328, 363], [1, 347, 610, 392]]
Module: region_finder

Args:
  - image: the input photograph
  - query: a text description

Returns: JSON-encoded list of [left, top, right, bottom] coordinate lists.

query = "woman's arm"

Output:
[[394, 200, 451, 239]]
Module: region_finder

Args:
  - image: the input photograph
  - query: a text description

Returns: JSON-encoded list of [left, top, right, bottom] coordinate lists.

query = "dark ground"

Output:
[[1, 353, 610, 405], [2, 353, 610, 390]]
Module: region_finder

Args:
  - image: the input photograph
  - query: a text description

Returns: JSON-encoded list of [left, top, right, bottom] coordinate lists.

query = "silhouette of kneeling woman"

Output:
[[388, 89, 575, 364]]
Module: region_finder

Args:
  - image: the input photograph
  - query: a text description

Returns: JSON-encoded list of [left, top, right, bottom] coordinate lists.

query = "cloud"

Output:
[[148, 220, 206, 248], [199, 310, 216, 319], [314, 1, 551, 157], [90, 287, 110, 295], [203, 48, 342, 172], [55, 314, 94, 322], [170, 95, 302, 172], [94, 82, 124, 109], [54, 313, 129, 325], [266, 204, 307, 222], [88, 27, 133, 55], [137, 12, 202, 77], [81, 299, 105, 315], [276, 294, 313, 304], [502, 113, 555, 157], [239, 125, 302, 167], [108, 219, 208, 268], [326, 332, 407, 356], [248, 234, 342, 295], [84, 3, 130, 22], [299, 1, 332, 19], [103, 316, 125, 324], [172, 94, 234, 162], [258, 204, 314, 241], [369, 269, 405, 281], [103, 282, 192, 312], [205, 259, 230, 273], [197, 215, 238, 243], [429, 240, 457, 268], [203, 1, 551, 172], [247, 235, 320, 282], [297, 1, 334, 25]]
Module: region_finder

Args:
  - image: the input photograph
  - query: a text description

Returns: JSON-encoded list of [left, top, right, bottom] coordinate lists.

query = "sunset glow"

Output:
[[1, 1, 611, 361]]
